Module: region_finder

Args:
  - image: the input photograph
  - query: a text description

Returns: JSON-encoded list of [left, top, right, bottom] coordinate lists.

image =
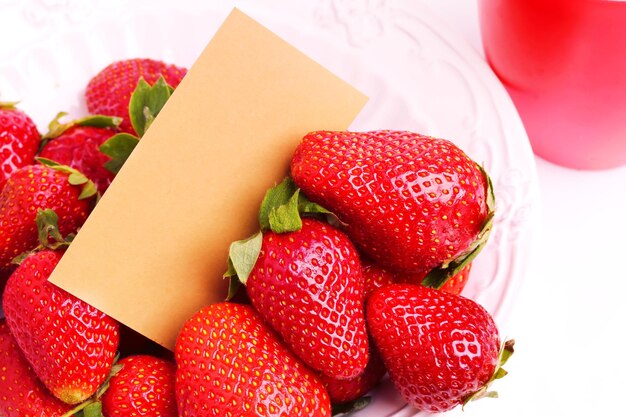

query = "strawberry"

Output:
[[0, 319, 72, 417], [0, 103, 40, 190], [175, 302, 331, 417], [39, 113, 121, 194], [85, 58, 187, 134], [291, 130, 494, 289], [312, 259, 388, 406], [0, 162, 93, 281], [361, 259, 395, 299], [366, 284, 513, 412], [2, 249, 120, 405], [102, 355, 177, 417], [244, 218, 368, 379], [225, 179, 368, 380]]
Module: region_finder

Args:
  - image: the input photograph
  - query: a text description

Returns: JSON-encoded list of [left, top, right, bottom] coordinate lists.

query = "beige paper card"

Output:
[[49, 8, 367, 349]]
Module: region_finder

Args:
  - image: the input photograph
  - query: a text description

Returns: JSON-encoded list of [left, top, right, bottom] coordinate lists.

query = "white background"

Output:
[[1, 1, 625, 416]]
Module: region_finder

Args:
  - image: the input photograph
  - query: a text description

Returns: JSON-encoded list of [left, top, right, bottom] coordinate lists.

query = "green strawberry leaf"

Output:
[[268, 188, 302, 233], [331, 396, 371, 415], [83, 402, 104, 417], [0, 101, 19, 110], [35, 157, 98, 200], [421, 164, 495, 289], [259, 177, 298, 231], [75, 114, 123, 129], [463, 339, 514, 408], [42, 112, 121, 141], [223, 232, 263, 286], [129, 76, 172, 137], [99, 133, 139, 174], [259, 177, 338, 233]]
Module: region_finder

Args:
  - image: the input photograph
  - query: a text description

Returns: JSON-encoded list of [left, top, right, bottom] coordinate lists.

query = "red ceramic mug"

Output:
[[478, 0, 626, 170]]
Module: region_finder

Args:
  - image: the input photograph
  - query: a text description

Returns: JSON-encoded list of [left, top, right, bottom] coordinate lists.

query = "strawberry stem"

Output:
[[11, 209, 74, 264], [60, 399, 96, 417]]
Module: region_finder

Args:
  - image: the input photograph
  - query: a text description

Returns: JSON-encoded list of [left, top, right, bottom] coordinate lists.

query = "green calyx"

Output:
[[258, 177, 335, 234], [0, 101, 19, 110], [36, 157, 98, 200], [463, 339, 515, 407], [42, 111, 122, 141], [99, 75, 174, 175], [99, 133, 139, 174], [129, 76, 173, 137], [421, 164, 495, 289], [12, 209, 74, 265], [224, 177, 336, 299]]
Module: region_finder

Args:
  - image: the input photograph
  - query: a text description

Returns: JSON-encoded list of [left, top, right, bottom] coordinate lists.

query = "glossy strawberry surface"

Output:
[[0, 164, 91, 277], [291, 130, 490, 279], [367, 284, 500, 412], [246, 218, 368, 379], [40, 125, 116, 194], [361, 259, 395, 300], [102, 355, 177, 417], [2, 250, 120, 405], [85, 58, 187, 134], [0, 320, 71, 417], [0, 106, 39, 189], [175, 302, 331, 417]]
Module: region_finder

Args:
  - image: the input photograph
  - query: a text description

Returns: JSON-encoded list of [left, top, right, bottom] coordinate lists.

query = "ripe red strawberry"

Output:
[[366, 284, 512, 412], [0, 320, 72, 417], [85, 58, 187, 134], [175, 302, 331, 417], [2, 250, 120, 405], [0, 163, 92, 280], [291, 130, 494, 288], [361, 259, 395, 299], [102, 355, 177, 417], [0, 103, 40, 189], [244, 218, 368, 379], [40, 119, 119, 194]]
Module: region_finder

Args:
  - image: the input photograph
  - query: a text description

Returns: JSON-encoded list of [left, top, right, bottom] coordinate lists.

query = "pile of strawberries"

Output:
[[0, 57, 513, 417]]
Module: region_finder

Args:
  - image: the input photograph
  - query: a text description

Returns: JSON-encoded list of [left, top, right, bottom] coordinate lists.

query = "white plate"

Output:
[[0, 1, 539, 415]]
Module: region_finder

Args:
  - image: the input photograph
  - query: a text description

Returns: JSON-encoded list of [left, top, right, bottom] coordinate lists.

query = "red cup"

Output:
[[478, 0, 626, 170]]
